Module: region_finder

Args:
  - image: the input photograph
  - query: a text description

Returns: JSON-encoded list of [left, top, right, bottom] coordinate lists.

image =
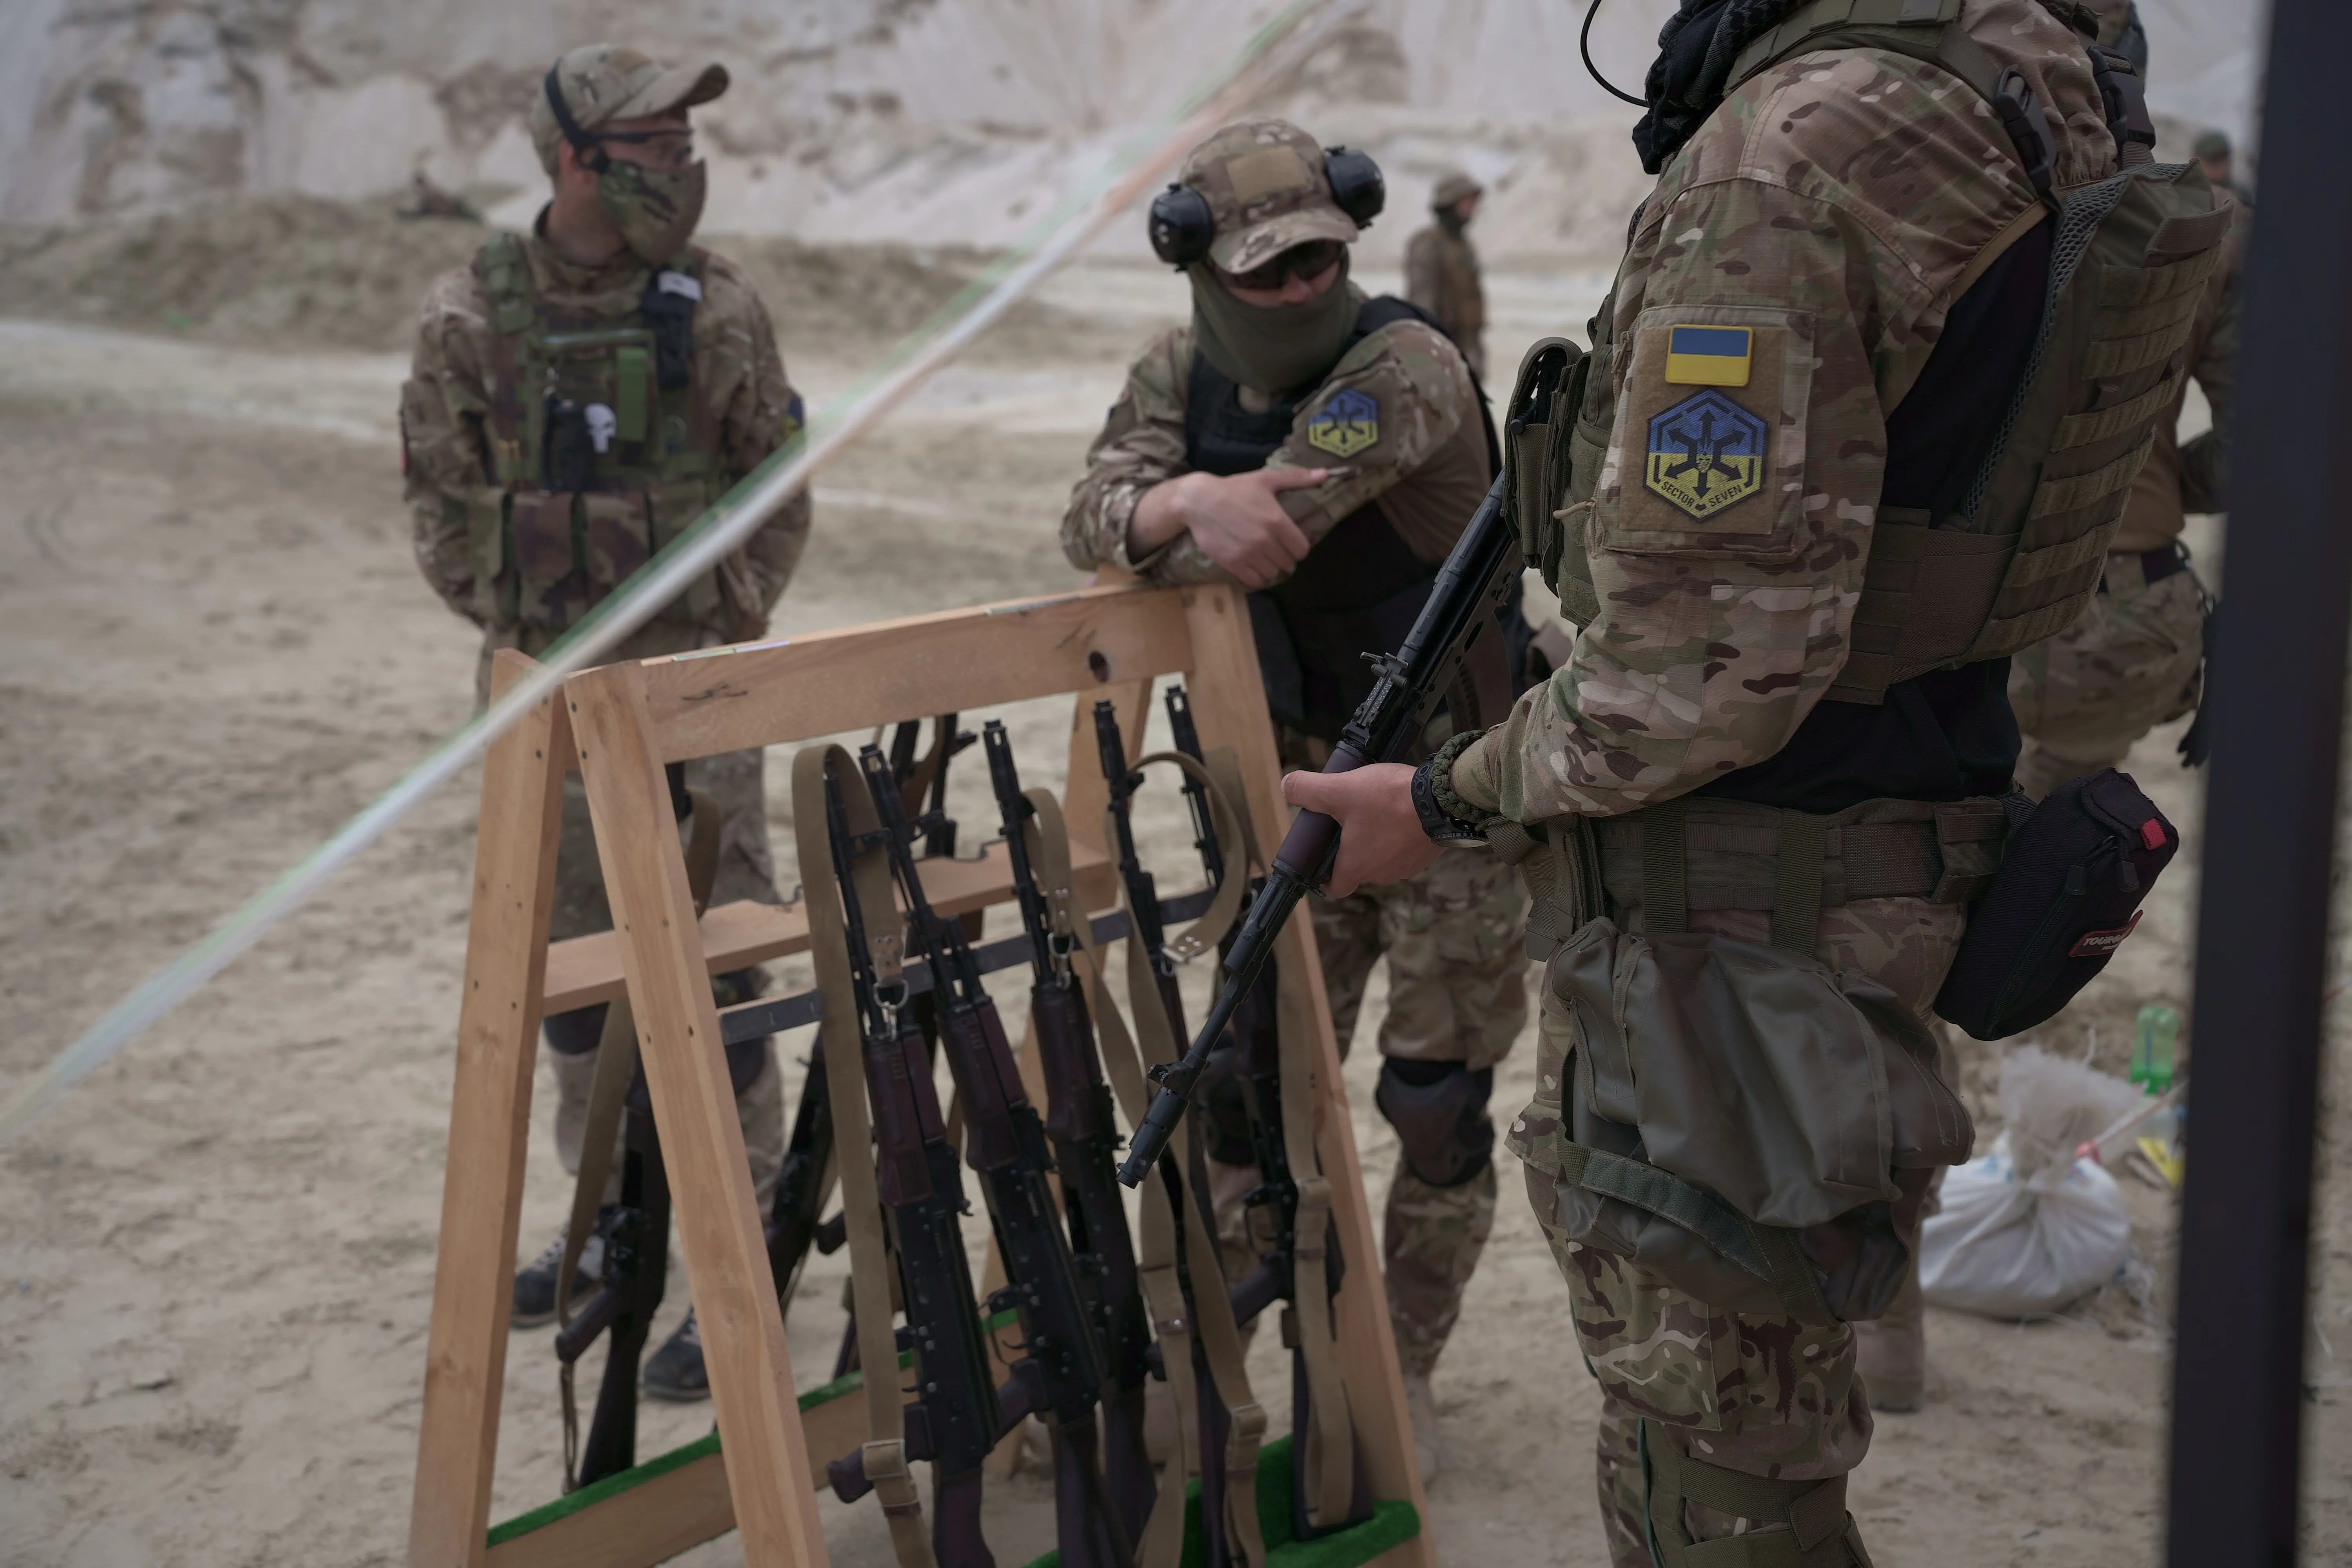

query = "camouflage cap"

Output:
[[530, 44, 730, 175], [2192, 128, 2232, 160], [1430, 169, 1482, 209], [1179, 118, 1360, 276]]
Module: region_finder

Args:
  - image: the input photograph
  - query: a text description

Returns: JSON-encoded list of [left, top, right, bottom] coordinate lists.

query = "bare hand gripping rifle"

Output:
[[1117, 473, 1517, 1187]]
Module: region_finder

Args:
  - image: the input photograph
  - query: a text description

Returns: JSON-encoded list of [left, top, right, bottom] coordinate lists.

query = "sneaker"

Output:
[[644, 1308, 710, 1402], [510, 1211, 612, 1328], [1403, 1372, 1440, 1486]]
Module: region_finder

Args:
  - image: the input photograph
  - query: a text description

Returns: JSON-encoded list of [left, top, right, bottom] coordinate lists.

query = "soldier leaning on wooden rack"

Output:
[[399, 42, 813, 1403]]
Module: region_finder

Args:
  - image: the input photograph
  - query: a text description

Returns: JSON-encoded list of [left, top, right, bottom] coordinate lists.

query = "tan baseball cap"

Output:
[[530, 44, 730, 175], [1430, 169, 1482, 209], [1179, 118, 1360, 277]]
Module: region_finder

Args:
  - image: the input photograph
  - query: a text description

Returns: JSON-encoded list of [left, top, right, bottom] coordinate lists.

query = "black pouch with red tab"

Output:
[[1935, 769, 2178, 1041]]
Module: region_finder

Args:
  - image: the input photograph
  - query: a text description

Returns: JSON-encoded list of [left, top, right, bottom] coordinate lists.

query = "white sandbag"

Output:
[[1920, 1136, 2133, 1317]]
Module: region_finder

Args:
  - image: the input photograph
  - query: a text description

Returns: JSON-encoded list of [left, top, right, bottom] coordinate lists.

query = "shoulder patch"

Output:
[[1643, 389, 1767, 521], [1306, 388, 1380, 458]]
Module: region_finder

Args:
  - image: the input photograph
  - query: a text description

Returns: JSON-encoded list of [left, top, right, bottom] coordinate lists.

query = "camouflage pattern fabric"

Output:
[[1176, 118, 1364, 278], [549, 1030, 787, 1210], [526, 43, 730, 176], [1446, 0, 2118, 825], [1403, 222, 1486, 380], [2010, 557, 2207, 798], [402, 223, 811, 697], [1508, 896, 1962, 1556], [1311, 844, 1527, 1380], [2112, 191, 2241, 553], [1061, 318, 1490, 584]]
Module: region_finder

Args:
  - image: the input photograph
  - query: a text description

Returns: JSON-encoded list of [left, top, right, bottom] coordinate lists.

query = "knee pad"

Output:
[[1640, 1420, 1869, 1567], [1374, 1060, 1494, 1189], [543, 1002, 608, 1058]]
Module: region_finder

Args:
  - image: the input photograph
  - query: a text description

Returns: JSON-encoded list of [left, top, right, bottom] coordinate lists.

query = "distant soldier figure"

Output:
[[399, 42, 812, 1401], [1403, 168, 1486, 379], [1062, 118, 1525, 1483], [2192, 127, 2255, 209]]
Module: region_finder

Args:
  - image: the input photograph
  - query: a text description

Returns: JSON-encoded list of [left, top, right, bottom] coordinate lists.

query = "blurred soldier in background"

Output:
[[400, 42, 812, 1402], [2193, 127, 2255, 208], [1404, 168, 1487, 380], [1062, 118, 1525, 1482]]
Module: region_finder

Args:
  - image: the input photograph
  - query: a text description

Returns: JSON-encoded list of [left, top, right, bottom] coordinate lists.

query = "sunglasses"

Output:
[[1222, 239, 1347, 292], [588, 128, 697, 168]]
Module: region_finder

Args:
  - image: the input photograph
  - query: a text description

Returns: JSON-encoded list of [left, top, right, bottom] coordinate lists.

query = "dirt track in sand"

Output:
[[0, 256, 2348, 1568]]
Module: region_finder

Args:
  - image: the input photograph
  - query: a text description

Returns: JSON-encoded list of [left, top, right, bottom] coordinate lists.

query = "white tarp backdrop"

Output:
[[1, 0, 2267, 259]]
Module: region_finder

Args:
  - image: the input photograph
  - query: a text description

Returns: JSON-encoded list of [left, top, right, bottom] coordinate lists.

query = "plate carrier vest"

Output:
[[1506, 0, 2232, 707], [1183, 296, 1513, 742], [468, 232, 727, 632]]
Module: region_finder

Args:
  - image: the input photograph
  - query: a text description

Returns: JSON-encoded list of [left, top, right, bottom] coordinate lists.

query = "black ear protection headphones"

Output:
[[1147, 145, 1386, 269]]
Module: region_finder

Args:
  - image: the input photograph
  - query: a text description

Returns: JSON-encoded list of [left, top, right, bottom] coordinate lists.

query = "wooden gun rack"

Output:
[[404, 581, 1432, 1568]]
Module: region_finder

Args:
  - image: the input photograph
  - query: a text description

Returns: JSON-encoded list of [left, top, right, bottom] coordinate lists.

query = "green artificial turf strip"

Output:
[[1021, 1436, 1420, 1568], [487, 1308, 1025, 1546]]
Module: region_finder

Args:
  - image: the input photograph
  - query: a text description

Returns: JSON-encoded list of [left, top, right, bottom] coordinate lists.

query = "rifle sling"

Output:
[[1131, 750, 1251, 963], [793, 746, 938, 1568], [1103, 794, 1270, 1568], [554, 786, 721, 1490], [1029, 790, 1203, 1568]]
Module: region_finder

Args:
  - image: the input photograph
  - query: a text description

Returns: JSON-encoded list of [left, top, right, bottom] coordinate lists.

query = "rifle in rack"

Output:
[[1096, 701, 1188, 1038], [817, 762, 1003, 1568], [1120, 473, 1520, 1186], [1162, 686, 1367, 1543], [861, 743, 1136, 1568], [984, 720, 1156, 1548]]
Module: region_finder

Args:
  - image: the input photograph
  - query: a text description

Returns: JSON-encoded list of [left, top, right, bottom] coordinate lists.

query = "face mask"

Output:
[[1189, 252, 1360, 397], [597, 157, 708, 265]]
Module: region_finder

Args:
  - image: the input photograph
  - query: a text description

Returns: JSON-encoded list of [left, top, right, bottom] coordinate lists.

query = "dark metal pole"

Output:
[[2168, 4, 2352, 1562]]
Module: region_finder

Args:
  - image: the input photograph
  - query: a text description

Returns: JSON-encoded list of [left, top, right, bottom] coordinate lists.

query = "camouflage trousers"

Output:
[[2011, 549, 2207, 799], [543, 748, 787, 1210], [1206, 845, 1527, 1378], [1513, 895, 1965, 1566]]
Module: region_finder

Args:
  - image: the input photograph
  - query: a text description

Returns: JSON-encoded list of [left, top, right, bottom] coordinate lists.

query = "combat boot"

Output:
[[511, 1207, 615, 1328], [1403, 1372, 1440, 1485], [644, 1308, 709, 1401]]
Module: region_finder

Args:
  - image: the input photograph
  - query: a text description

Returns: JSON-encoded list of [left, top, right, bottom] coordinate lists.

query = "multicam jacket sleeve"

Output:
[[700, 253, 812, 619], [1451, 3, 2115, 823], [400, 265, 500, 627], [1061, 318, 1475, 582]]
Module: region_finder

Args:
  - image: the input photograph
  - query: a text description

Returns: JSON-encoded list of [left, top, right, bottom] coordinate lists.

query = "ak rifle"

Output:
[[984, 720, 1157, 1549], [1119, 473, 1519, 1186], [862, 744, 1136, 1568], [817, 766, 1000, 1568]]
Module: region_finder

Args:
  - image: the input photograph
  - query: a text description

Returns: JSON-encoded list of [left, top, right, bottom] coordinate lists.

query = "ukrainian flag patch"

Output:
[[1664, 325, 1753, 388]]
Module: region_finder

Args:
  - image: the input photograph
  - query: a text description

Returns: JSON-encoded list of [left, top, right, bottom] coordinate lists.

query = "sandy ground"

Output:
[[1, 256, 2348, 1568]]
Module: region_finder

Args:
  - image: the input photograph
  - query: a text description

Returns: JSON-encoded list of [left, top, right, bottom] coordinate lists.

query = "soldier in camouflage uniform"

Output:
[[402, 42, 811, 1401], [1280, 1, 2220, 1560], [1060, 117, 1527, 1483], [2010, 167, 2239, 798], [1403, 169, 1487, 381]]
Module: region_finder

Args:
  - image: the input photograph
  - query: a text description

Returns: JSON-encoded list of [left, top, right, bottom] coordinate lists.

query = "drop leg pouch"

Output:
[[1536, 917, 1971, 1325]]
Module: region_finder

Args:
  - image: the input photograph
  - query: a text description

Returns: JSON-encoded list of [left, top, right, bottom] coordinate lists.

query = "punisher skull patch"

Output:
[[1306, 389, 1380, 458], [1643, 389, 1767, 521]]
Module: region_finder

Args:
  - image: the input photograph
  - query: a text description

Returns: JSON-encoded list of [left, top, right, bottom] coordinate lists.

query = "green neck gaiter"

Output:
[[1189, 258, 1363, 397]]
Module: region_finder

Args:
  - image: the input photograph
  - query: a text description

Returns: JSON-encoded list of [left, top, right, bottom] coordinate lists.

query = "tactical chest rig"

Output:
[[470, 233, 727, 633], [1511, 0, 2233, 706], [1184, 296, 1508, 743]]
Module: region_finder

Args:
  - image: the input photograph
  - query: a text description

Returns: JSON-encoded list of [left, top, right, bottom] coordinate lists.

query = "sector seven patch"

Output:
[[1306, 389, 1380, 458], [1644, 389, 1768, 521]]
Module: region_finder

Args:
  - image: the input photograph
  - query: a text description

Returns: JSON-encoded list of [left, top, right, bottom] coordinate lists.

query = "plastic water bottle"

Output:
[[2132, 1004, 2180, 1094]]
